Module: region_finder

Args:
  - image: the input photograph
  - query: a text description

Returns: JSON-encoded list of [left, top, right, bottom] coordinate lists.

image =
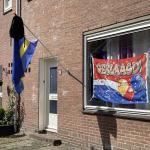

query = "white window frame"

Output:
[[0, 92, 2, 98], [83, 19, 150, 117], [3, 0, 12, 13]]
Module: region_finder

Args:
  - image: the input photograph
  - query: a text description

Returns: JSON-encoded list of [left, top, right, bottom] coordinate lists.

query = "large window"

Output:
[[3, 0, 12, 13], [84, 19, 150, 116]]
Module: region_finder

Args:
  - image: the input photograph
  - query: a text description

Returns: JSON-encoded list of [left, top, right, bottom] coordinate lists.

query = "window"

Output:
[[84, 19, 150, 117], [49, 100, 57, 114], [50, 67, 57, 94], [3, 0, 12, 13]]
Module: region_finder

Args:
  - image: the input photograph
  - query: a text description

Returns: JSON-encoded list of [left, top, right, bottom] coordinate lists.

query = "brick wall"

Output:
[[0, 0, 16, 109], [1, 0, 150, 149]]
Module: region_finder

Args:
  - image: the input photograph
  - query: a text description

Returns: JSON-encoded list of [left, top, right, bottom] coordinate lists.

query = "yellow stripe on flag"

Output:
[[20, 39, 30, 58]]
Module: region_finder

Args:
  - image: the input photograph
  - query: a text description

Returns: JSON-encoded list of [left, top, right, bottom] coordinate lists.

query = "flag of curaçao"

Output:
[[12, 37, 38, 93]]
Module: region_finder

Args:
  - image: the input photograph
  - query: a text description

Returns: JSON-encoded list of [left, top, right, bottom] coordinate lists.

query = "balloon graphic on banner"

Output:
[[118, 79, 134, 100], [118, 79, 129, 95]]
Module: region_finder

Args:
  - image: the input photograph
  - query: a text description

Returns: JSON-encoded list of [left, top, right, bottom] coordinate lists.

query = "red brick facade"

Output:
[[0, 0, 150, 149]]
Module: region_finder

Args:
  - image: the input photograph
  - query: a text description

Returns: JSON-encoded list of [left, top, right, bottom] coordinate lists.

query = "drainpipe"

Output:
[[14, 0, 22, 133], [16, 0, 21, 16]]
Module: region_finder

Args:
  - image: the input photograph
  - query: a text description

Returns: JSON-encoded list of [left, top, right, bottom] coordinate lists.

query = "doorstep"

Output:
[[29, 131, 62, 146], [28, 131, 82, 149]]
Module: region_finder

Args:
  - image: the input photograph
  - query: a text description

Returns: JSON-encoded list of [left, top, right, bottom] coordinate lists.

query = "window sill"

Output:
[[3, 7, 12, 15], [82, 108, 150, 121]]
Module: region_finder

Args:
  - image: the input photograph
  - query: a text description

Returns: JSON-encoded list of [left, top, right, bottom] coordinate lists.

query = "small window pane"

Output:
[[49, 100, 57, 114], [50, 67, 57, 94], [5, 0, 9, 7], [119, 34, 133, 59]]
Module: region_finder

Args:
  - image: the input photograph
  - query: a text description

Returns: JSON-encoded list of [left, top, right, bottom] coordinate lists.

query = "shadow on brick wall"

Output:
[[97, 115, 117, 150]]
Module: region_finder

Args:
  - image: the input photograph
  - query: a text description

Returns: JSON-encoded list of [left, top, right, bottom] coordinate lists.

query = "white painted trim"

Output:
[[49, 94, 58, 100], [46, 127, 57, 133], [39, 59, 47, 131], [0, 92, 2, 98], [16, 0, 17, 14], [16, 0, 21, 16], [84, 19, 150, 114], [86, 20, 150, 42], [84, 36, 87, 109], [85, 105, 150, 113]]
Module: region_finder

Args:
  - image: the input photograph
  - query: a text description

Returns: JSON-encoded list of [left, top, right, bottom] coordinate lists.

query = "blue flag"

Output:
[[12, 37, 38, 93]]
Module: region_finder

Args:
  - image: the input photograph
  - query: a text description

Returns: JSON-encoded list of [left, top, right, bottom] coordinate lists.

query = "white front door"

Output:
[[47, 65, 58, 132], [39, 58, 58, 132]]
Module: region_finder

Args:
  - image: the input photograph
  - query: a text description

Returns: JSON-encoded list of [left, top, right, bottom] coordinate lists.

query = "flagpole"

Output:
[[14, 0, 22, 133], [17, 0, 21, 132]]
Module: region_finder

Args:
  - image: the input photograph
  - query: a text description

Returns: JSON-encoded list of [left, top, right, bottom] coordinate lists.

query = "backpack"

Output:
[[9, 15, 24, 40]]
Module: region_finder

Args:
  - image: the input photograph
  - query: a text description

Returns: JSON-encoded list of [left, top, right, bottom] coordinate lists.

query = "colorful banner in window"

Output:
[[92, 53, 148, 104]]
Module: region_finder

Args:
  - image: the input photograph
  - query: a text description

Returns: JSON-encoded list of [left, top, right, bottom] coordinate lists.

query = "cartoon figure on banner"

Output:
[[118, 79, 134, 100], [131, 74, 146, 101]]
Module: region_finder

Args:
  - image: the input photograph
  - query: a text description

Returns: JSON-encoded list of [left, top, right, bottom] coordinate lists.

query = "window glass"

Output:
[[50, 67, 57, 94], [5, 0, 9, 7], [49, 100, 57, 114], [86, 29, 150, 110], [119, 34, 133, 59]]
